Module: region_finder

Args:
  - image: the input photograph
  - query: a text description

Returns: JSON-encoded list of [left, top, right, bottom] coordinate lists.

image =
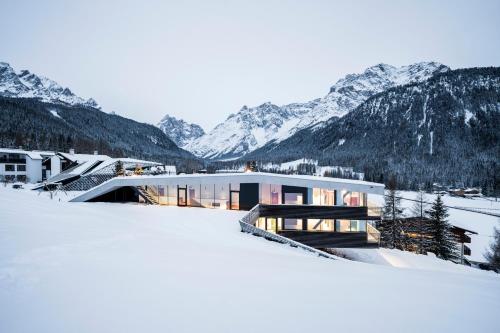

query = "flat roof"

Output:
[[0, 148, 56, 160], [71, 172, 385, 202]]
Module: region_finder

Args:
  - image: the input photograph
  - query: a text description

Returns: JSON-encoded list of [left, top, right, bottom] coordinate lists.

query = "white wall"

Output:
[[26, 157, 42, 183], [50, 155, 61, 177]]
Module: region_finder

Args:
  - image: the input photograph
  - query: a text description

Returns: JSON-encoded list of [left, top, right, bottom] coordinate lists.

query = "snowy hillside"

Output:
[[1, 187, 499, 333], [0, 62, 99, 108], [157, 114, 205, 147], [182, 62, 449, 160]]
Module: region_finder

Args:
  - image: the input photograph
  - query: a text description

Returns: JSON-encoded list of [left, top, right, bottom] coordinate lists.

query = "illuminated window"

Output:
[[284, 219, 302, 230], [201, 184, 214, 208], [307, 219, 334, 231], [260, 183, 282, 204], [284, 193, 303, 204]]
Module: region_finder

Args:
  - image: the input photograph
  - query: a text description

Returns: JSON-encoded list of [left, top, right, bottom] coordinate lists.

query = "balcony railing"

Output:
[[239, 205, 338, 260], [367, 223, 381, 244]]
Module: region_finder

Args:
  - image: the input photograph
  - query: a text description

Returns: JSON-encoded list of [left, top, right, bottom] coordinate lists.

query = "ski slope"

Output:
[[0, 187, 499, 333]]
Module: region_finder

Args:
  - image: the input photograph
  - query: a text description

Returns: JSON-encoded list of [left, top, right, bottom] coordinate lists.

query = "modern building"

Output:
[[45, 151, 164, 191], [0, 147, 169, 189], [0, 148, 61, 183], [71, 173, 384, 248]]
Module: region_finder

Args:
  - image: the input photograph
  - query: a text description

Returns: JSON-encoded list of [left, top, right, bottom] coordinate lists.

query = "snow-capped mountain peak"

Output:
[[0, 62, 99, 108], [178, 61, 450, 160], [157, 114, 205, 148]]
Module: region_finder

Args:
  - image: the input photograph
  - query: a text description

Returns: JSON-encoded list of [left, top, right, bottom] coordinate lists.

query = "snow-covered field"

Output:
[[371, 191, 500, 262], [1, 187, 499, 333]]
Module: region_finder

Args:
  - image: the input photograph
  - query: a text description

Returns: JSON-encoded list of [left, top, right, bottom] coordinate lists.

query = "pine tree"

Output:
[[411, 190, 429, 254], [380, 176, 404, 249], [485, 223, 500, 272], [428, 195, 457, 260]]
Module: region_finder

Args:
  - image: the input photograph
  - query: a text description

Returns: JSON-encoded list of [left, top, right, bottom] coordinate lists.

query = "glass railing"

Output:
[[367, 223, 381, 244]]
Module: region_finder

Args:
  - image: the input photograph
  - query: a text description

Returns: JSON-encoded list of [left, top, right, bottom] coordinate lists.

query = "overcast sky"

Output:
[[2, 0, 499, 130]]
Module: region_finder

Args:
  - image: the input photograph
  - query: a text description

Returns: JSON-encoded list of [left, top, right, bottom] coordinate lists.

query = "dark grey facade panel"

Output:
[[281, 185, 309, 204], [239, 183, 259, 210]]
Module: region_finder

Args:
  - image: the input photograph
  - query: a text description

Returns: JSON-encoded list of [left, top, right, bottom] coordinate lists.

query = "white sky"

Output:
[[1, 0, 499, 130]]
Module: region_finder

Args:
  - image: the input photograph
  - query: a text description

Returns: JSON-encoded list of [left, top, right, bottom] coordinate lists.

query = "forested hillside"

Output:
[[0, 97, 200, 169], [245, 67, 500, 194]]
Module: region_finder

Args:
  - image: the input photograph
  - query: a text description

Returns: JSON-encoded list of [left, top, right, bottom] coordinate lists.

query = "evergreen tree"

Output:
[[428, 195, 457, 260], [380, 176, 404, 249], [485, 223, 500, 272], [411, 190, 429, 254]]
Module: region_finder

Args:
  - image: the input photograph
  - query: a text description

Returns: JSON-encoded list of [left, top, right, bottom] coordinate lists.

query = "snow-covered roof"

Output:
[[58, 152, 112, 163], [0, 148, 56, 160], [47, 156, 161, 183], [71, 172, 385, 203]]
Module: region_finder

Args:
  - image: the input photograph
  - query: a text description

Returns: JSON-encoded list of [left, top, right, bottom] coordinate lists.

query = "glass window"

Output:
[[284, 193, 303, 205], [16, 164, 26, 171], [256, 217, 266, 230], [266, 218, 278, 233], [312, 188, 321, 205], [336, 220, 351, 232], [158, 185, 169, 205], [230, 191, 239, 210], [321, 189, 335, 206], [165, 185, 177, 205], [308, 219, 334, 231], [343, 192, 366, 206], [335, 220, 366, 232], [188, 184, 201, 206], [270, 184, 281, 204], [260, 183, 271, 204], [284, 219, 303, 230], [5, 164, 14, 171], [214, 183, 229, 209], [201, 184, 214, 208], [260, 183, 281, 204], [178, 187, 187, 206]]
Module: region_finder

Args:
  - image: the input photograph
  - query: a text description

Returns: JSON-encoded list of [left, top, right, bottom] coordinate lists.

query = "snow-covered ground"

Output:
[[1, 187, 499, 333], [371, 191, 500, 262]]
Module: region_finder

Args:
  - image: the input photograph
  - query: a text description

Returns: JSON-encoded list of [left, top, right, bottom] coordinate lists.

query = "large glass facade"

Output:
[[312, 188, 335, 205], [342, 191, 367, 207], [307, 219, 334, 231], [284, 192, 303, 204], [284, 218, 302, 230], [188, 184, 201, 207], [260, 183, 282, 204], [214, 183, 229, 209], [256, 217, 282, 233], [335, 220, 367, 232]]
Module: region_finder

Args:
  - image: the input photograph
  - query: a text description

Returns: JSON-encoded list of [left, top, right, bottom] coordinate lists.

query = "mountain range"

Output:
[[1, 60, 498, 191], [0, 62, 198, 169], [0, 62, 99, 108], [246, 67, 500, 191], [160, 62, 450, 160]]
